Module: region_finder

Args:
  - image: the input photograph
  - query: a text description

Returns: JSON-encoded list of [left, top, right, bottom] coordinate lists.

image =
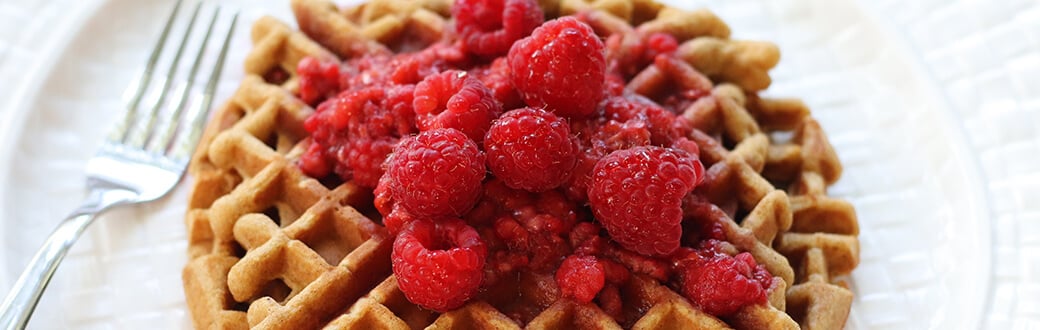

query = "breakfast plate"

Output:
[[0, 0, 1001, 328]]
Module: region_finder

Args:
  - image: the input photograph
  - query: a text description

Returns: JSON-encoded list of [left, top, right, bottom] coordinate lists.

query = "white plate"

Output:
[[0, 0, 998, 328]]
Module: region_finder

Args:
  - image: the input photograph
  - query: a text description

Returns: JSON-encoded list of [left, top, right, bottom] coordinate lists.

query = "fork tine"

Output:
[[169, 11, 239, 159], [129, 2, 204, 149], [149, 7, 221, 154], [109, 0, 185, 143]]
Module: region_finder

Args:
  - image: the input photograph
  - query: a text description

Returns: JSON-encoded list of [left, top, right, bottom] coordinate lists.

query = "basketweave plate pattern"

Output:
[[0, 0, 1015, 328], [858, 0, 1040, 328]]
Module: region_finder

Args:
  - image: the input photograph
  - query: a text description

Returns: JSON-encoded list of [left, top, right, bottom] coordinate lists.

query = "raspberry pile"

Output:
[[296, 0, 775, 319]]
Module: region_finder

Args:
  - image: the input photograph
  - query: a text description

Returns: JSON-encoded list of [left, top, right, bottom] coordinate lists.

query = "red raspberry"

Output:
[[568, 222, 605, 255], [375, 172, 396, 212], [604, 72, 627, 97], [393, 219, 488, 312], [604, 32, 679, 79], [297, 56, 340, 105], [301, 84, 416, 187], [390, 43, 468, 85], [344, 137, 397, 188], [299, 141, 332, 179], [383, 207, 417, 236], [676, 251, 772, 316], [508, 17, 606, 118], [336, 54, 394, 91], [602, 95, 691, 147], [454, 0, 543, 58], [493, 215, 530, 251], [588, 146, 704, 257], [386, 128, 486, 218], [485, 107, 579, 192], [471, 57, 524, 110], [562, 117, 652, 202], [413, 70, 502, 142], [555, 255, 605, 303]]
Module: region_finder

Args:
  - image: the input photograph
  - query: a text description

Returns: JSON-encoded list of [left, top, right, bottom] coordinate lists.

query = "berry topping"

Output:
[[297, 56, 341, 105], [470, 57, 524, 110], [293, 0, 804, 318], [454, 0, 543, 58], [555, 255, 605, 303], [602, 95, 691, 147], [413, 70, 502, 142], [588, 146, 704, 257], [508, 17, 606, 118], [344, 137, 398, 188], [562, 116, 653, 202], [485, 107, 579, 191], [675, 250, 772, 316], [386, 128, 486, 218], [300, 83, 417, 188], [393, 219, 488, 312]]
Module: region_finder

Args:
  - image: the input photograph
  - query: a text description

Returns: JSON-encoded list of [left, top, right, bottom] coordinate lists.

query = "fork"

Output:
[[0, 1, 237, 328]]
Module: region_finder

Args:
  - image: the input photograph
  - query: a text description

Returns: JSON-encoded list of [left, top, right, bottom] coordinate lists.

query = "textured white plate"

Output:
[[0, 0, 1001, 329]]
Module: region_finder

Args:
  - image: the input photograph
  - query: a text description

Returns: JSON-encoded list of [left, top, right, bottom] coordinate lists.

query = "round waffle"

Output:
[[182, 1, 860, 328]]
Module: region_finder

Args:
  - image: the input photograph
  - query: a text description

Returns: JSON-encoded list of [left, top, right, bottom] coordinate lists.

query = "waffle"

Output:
[[183, 1, 860, 329]]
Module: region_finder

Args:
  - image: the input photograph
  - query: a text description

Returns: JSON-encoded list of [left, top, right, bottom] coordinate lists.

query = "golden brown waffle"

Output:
[[183, 1, 860, 329]]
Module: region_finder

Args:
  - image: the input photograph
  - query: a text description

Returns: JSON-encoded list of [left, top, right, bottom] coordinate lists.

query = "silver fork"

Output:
[[0, 1, 237, 328]]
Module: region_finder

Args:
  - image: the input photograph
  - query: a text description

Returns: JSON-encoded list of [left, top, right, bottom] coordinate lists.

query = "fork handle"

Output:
[[0, 189, 133, 330]]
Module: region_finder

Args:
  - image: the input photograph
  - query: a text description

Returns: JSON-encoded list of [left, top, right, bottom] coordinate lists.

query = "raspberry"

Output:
[[413, 70, 502, 142], [555, 255, 605, 303], [568, 222, 605, 255], [386, 128, 486, 218], [604, 31, 680, 79], [604, 72, 627, 97], [301, 84, 416, 187], [297, 56, 341, 105], [390, 43, 466, 85], [485, 107, 579, 191], [299, 141, 332, 179], [471, 57, 524, 110], [675, 251, 771, 316], [587, 146, 704, 257], [375, 172, 395, 213], [340, 54, 398, 89], [562, 117, 652, 202], [383, 207, 417, 236], [454, 0, 543, 58], [345, 137, 397, 188], [393, 219, 488, 312], [494, 215, 530, 251], [469, 178, 584, 273], [604, 33, 645, 78], [376, 174, 419, 235], [508, 17, 606, 118], [602, 95, 690, 146]]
